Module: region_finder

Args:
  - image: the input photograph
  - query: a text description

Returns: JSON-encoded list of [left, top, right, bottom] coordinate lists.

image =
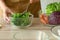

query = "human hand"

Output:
[[0, 0, 12, 23], [4, 7, 13, 23]]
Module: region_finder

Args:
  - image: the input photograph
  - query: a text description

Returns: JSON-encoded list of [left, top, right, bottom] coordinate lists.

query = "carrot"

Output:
[[40, 14, 48, 24], [40, 18, 47, 24], [44, 15, 48, 24]]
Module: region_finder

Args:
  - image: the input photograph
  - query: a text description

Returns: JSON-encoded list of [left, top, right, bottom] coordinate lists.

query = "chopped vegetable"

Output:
[[11, 12, 31, 27]]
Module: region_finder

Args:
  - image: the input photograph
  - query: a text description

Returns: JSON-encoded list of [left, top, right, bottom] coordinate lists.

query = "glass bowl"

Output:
[[10, 13, 33, 29], [51, 26, 60, 40]]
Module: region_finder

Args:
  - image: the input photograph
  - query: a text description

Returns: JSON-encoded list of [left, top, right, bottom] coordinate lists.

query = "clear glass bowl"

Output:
[[51, 26, 60, 40], [10, 13, 33, 29]]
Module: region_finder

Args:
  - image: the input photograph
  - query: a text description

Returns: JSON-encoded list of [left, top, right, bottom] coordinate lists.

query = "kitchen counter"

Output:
[[0, 18, 58, 40], [0, 18, 52, 31]]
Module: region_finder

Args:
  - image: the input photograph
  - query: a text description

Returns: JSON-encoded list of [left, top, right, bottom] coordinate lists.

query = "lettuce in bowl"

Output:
[[10, 12, 33, 28]]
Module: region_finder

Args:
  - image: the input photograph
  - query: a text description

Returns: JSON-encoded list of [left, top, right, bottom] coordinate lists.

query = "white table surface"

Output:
[[0, 18, 58, 40]]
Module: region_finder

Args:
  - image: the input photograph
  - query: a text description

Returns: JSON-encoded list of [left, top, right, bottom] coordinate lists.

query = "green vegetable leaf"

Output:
[[11, 12, 30, 27], [46, 2, 60, 16]]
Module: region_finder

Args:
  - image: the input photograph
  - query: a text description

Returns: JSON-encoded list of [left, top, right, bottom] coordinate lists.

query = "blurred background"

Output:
[[4, 0, 41, 17]]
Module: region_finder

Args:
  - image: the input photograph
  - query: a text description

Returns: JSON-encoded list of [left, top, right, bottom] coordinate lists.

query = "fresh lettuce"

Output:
[[11, 12, 30, 27], [46, 2, 60, 16]]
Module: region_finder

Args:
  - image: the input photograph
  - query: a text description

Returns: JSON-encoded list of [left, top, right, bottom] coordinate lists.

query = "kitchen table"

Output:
[[0, 18, 58, 40]]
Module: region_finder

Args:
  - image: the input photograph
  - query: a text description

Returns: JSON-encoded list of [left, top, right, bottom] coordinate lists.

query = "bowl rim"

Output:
[[51, 26, 60, 39], [10, 13, 34, 29]]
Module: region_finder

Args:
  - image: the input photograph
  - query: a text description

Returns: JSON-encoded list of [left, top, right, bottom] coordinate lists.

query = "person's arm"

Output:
[[0, 0, 7, 11], [30, 0, 39, 4], [0, 0, 11, 23]]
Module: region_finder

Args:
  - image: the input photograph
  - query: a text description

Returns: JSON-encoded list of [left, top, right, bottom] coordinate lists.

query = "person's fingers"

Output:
[[5, 7, 13, 23], [5, 16, 10, 24], [3, 12, 10, 23]]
